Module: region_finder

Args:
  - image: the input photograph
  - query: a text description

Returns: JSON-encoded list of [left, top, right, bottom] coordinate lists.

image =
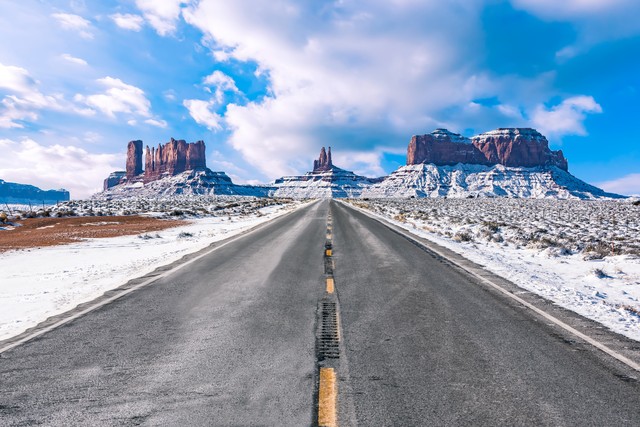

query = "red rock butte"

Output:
[[313, 146, 333, 172], [104, 138, 208, 190], [407, 128, 568, 171]]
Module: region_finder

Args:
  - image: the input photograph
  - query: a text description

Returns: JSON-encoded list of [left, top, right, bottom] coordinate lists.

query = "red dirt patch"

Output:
[[0, 216, 185, 252]]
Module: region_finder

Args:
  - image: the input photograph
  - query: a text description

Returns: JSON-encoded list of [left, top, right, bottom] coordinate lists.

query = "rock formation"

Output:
[[126, 140, 143, 179], [103, 138, 208, 190], [472, 128, 568, 171], [313, 147, 333, 172], [0, 179, 70, 203], [103, 171, 126, 191], [144, 138, 207, 182], [407, 129, 489, 167], [407, 128, 568, 171]]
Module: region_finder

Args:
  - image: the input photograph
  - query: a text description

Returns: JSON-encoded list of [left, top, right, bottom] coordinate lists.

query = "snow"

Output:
[[361, 164, 622, 199], [347, 198, 640, 341], [0, 200, 305, 342], [270, 166, 379, 198]]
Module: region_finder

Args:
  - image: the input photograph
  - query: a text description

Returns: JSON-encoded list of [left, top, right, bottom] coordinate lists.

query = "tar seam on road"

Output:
[[0, 205, 308, 355], [316, 209, 340, 426], [343, 200, 640, 373]]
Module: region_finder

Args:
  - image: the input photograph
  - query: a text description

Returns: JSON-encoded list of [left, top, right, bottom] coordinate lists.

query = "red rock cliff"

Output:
[[126, 140, 143, 179], [407, 128, 568, 171], [144, 138, 208, 182], [313, 146, 333, 172], [471, 128, 568, 171], [407, 129, 489, 166]]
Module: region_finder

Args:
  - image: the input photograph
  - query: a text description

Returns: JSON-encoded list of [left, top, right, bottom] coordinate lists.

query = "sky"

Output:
[[0, 0, 639, 198]]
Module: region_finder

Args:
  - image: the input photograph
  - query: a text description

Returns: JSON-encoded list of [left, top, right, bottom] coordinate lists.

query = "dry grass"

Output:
[[0, 216, 185, 252]]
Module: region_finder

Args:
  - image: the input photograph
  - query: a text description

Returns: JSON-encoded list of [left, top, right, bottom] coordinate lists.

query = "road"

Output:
[[1, 200, 639, 426]]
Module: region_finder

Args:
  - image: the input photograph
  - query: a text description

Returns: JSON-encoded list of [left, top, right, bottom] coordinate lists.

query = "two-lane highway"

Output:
[[1, 199, 639, 426], [1, 201, 328, 426]]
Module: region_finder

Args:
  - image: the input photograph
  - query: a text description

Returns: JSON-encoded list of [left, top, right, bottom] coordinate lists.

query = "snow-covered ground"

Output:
[[347, 198, 640, 341], [0, 199, 305, 342]]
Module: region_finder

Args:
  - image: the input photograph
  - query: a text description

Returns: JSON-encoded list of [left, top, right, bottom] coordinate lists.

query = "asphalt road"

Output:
[[1, 199, 639, 426]]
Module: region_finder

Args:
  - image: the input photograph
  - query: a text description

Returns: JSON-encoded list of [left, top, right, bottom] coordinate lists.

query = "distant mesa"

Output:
[[104, 138, 208, 190], [407, 128, 568, 171], [362, 127, 619, 199], [0, 179, 70, 204], [270, 146, 382, 198], [100, 139, 268, 198]]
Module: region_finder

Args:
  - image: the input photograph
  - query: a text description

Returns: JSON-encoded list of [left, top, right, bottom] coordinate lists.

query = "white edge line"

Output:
[[340, 200, 640, 373], [0, 203, 310, 354]]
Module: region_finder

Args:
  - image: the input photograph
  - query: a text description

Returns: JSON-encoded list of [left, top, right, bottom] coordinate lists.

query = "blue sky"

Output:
[[0, 0, 639, 198]]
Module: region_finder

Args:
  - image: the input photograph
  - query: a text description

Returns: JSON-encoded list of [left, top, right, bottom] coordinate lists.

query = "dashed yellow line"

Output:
[[326, 277, 334, 294], [325, 249, 332, 257], [318, 367, 337, 427]]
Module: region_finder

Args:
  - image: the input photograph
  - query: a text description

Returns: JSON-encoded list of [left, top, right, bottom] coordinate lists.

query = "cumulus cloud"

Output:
[[183, 99, 223, 130], [203, 70, 239, 103], [0, 63, 69, 128], [531, 96, 602, 137], [51, 13, 93, 39], [597, 173, 640, 197], [61, 53, 88, 66], [183, 1, 500, 179], [135, 0, 189, 36], [510, 0, 640, 51], [144, 118, 168, 128], [110, 13, 145, 31], [0, 138, 121, 198], [75, 77, 151, 118]]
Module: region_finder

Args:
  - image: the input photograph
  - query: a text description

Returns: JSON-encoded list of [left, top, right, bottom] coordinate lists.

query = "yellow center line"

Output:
[[326, 277, 334, 294], [318, 367, 337, 427], [325, 249, 332, 257]]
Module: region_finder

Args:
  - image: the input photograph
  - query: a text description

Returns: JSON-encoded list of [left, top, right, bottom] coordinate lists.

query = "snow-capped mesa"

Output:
[[0, 179, 70, 204], [98, 139, 271, 198], [365, 128, 622, 199], [269, 147, 382, 198]]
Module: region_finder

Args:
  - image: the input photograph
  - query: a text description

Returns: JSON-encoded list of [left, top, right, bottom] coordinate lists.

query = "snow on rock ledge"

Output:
[[361, 163, 623, 199]]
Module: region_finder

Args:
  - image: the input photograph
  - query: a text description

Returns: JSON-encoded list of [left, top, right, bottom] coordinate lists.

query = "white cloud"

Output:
[[531, 96, 602, 137], [61, 53, 88, 66], [183, 1, 497, 179], [510, 0, 630, 19], [52, 13, 93, 39], [0, 63, 68, 128], [76, 77, 151, 118], [0, 63, 37, 94], [135, 0, 189, 36], [510, 0, 640, 50], [110, 13, 145, 31], [597, 173, 640, 197], [203, 70, 239, 103], [0, 138, 121, 199], [183, 99, 223, 130], [144, 118, 168, 128]]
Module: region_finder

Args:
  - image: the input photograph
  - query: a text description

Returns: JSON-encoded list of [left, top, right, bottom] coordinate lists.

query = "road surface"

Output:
[[1, 200, 639, 426]]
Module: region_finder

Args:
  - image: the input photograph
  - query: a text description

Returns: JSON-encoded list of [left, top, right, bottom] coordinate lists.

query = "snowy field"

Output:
[[347, 198, 640, 341], [0, 197, 304, 342]]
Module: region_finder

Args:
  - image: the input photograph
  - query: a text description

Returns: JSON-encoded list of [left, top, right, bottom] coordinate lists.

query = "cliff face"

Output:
[[126, 140, 143, 179], [313, 146, 333, 172], [144, 138, 207, 182], [471, 128, 568, 171], [104, 138, 208, 189], [0, 179, 70, 203], [407, 129, 489, 166], [407, 128, 569, 171]]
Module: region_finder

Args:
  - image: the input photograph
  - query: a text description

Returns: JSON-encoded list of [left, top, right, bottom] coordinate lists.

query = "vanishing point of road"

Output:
[[1, 200, 639, 426]]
